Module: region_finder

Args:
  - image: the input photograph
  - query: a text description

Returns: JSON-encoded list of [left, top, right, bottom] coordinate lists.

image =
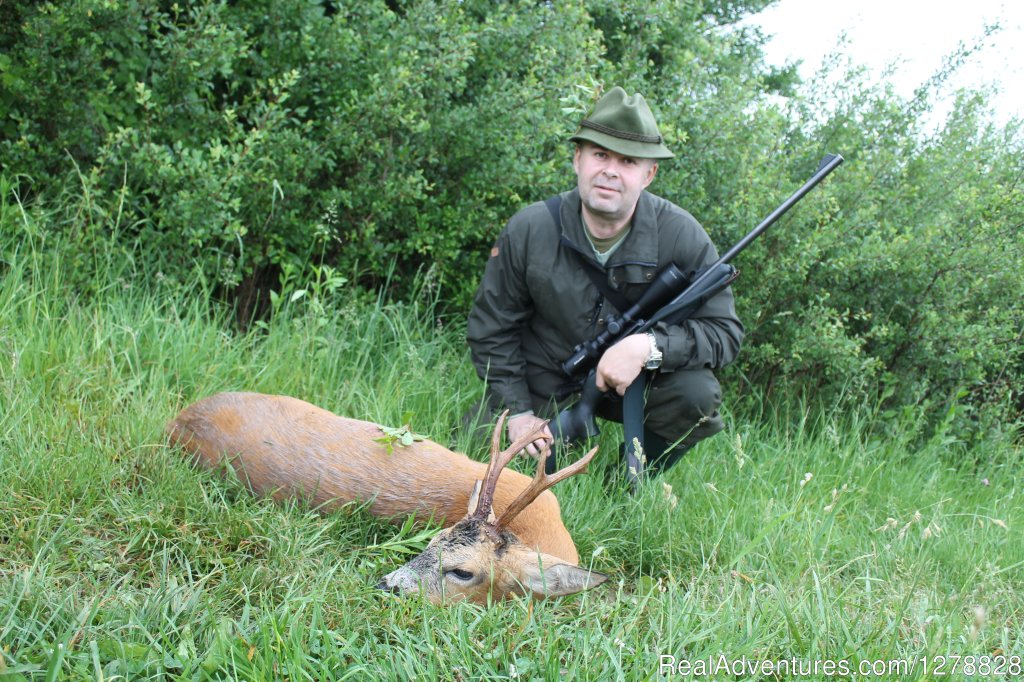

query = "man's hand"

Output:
[[595, 334, 650, 395], [507, 413, 553, 461]]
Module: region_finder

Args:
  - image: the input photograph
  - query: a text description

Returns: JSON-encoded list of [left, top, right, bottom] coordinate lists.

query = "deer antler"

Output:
[[469, 410, 553, 524], [495, 444, 599, 530]]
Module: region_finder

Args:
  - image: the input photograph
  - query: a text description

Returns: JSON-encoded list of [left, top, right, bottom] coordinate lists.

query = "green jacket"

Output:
[[467, 188, 744, 414]]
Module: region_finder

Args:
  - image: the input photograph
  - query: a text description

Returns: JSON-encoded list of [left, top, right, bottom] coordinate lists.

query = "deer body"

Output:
[[167, 393, 605, 603]]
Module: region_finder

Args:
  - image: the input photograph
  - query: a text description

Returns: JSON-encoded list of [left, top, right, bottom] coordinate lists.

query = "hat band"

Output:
[[579, 119, 662, 145]]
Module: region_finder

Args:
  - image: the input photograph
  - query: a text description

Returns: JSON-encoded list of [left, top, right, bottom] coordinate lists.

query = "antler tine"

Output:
[[495, 444, 599, 530], [470, 411, 553, 522], [473, 411, 513, 517], [480, 409, 510, 483]]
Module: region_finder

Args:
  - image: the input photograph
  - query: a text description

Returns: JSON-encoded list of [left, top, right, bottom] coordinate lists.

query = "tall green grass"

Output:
[[1, 196, 1021, 680]]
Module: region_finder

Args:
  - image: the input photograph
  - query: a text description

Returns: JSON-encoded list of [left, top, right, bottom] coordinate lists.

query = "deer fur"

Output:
[[167, 392, 606, 602]]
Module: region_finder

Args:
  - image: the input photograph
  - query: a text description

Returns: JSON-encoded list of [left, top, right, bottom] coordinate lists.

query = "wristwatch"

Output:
[[644, 331, 663, 370]]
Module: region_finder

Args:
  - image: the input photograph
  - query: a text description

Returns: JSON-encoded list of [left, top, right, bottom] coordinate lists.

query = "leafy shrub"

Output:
[[2, 1, 603, 317], [704, 66, 1024, 433], [1, 0, 1021, 430], [1, 0, 785, 309]]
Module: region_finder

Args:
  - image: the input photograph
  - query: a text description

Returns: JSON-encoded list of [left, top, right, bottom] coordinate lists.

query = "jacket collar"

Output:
[[560, 189, 659, 267]]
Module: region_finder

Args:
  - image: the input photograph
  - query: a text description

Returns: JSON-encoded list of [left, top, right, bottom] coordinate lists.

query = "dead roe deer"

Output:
[[167, 392, 606, 603]]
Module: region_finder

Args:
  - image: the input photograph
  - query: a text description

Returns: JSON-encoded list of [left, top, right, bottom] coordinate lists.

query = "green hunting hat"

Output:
[[569, 87, 674, 159]]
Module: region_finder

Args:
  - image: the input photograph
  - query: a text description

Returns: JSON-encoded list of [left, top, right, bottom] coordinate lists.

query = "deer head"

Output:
[[377, 412, 607, 604]]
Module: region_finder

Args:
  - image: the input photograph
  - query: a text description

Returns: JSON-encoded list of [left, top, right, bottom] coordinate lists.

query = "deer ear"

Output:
[[466, 480, 496, 523], [518, 553, 608, 597]]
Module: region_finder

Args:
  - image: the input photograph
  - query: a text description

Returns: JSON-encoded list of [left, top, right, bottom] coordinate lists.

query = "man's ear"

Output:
[[466, 480, 496, 523], [643, 161, 658, 188], [517, 552, 608, 597]]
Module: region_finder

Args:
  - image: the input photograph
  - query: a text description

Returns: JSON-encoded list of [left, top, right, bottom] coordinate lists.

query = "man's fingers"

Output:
[[523, 439, 547, 461], [597, 367, 625, 395], [508, 415, 553, 461], [596, 334, 648, 396]]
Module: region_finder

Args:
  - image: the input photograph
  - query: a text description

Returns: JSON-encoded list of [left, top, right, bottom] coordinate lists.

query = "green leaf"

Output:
[[374, 423, 428, 454]]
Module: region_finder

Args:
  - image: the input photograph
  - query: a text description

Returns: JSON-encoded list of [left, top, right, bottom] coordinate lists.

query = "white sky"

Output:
[[745, 0, 1023, 126]]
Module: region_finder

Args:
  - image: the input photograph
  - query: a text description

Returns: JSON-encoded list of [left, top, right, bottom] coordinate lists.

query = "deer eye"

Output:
[[445, 568, 475, 582]]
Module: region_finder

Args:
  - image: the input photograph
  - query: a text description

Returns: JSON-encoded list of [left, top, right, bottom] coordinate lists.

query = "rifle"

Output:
[[547, 153, 845, 479]]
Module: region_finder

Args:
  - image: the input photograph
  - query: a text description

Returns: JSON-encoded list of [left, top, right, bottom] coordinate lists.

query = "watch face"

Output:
[[646, 333, 662, 370]]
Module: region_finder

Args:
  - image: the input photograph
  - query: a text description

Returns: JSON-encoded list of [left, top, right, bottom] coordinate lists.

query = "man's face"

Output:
[[573, 142, 658, 228]]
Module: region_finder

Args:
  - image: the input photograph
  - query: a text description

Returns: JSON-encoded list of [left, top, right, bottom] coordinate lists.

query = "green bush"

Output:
[[1, 1, 782, 309], [713, 70, 1024, 434], [1, 0, 1021, 431], [1, 1, 598, 315]]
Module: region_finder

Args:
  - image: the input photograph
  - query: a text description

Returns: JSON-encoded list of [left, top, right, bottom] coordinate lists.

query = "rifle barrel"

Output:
[[718, 153, 844, 266], [552, 152, 845, 446]]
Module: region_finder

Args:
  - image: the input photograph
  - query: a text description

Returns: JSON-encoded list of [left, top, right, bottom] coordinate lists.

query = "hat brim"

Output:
[[570, 129, 674, 160]]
